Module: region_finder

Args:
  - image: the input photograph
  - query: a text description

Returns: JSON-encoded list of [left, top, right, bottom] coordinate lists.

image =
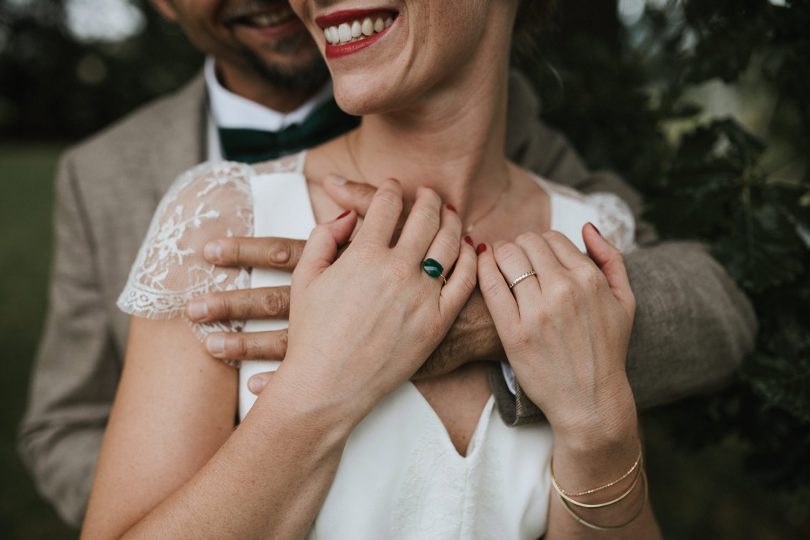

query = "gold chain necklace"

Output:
[[345, 133, 510, 235], [464, 169, 511, 235]]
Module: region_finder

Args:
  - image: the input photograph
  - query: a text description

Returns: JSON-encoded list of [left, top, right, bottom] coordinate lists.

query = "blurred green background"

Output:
[[2, 0, 809, 538]]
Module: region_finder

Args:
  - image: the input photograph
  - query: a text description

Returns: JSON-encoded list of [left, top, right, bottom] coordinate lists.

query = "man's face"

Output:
[[154, 0, 327, 90]]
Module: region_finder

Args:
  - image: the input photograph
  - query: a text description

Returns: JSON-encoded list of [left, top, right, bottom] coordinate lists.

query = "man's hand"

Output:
[[187, 175, 504, 393]]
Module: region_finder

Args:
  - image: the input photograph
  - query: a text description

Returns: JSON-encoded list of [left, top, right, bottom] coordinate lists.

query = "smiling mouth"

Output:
[[225, 3, 298, 29]]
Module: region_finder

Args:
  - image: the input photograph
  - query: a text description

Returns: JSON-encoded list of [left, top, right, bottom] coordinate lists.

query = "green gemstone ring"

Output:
[[421, 258, 447, 285]]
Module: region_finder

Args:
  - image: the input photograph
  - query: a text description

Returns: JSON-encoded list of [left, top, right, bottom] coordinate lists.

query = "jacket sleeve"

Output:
[[17, 153, 121, 527], [495, 84, 758, 424]]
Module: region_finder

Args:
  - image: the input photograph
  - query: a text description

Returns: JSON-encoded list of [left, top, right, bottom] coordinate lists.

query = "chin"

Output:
[[331, 71, 407, 116]]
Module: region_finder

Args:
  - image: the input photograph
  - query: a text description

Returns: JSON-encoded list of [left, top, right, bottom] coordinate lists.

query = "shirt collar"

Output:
[[204, 56, 333, 132]]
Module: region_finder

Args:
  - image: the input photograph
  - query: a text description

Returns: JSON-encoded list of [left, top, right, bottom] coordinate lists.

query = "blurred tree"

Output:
[[515, 0, 810, 496], [0, 0, 201, 140]]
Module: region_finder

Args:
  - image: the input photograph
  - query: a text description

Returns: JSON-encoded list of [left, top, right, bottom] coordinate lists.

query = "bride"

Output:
[[83, 0, 661, 538]]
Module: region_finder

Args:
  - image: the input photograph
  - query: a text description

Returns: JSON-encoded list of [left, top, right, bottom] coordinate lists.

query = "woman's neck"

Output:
[[348, 63, 512, 227]]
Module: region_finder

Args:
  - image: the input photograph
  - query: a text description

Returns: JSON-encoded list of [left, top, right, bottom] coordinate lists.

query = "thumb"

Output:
[[295, 210, 358, 285], [323, 174, 377, 217], [583, 222, 635, 316]]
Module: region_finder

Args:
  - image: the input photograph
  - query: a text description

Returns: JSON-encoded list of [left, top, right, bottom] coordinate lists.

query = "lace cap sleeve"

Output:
[[117, 161, 255, 341], [586, 192, 637, 254]]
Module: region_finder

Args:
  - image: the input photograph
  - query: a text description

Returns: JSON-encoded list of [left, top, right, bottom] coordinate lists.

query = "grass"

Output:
[[0, 144, 76, 539], [0, 143, 808, 539]]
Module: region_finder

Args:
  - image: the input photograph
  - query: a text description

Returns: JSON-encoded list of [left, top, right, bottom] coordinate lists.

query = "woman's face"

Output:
[[288, 0, 517, 115]]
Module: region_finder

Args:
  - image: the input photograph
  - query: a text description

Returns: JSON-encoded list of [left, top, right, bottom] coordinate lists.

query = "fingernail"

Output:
[[206, 335, 225, 357], [187, 300, 209, 321], [329, 175, 347, 185], [476, 243, 487, 255], [336, 210, 351, 220], [248, 374, 268, 395], [272, 246, 291, 263], [204, 241, 222, 262], [464, 235, 474, 246], [589, 222, 602, 237], [446, 204, 457, 213]]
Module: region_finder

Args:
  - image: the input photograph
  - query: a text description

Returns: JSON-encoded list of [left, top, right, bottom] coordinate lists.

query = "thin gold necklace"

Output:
[[345, 133, 510, 234], [464, 169, 511, 235]]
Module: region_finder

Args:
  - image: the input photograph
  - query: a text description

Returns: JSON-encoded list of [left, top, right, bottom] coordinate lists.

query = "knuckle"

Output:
[[516, 231, 541, 245], [413, 205, 441, 229], [551, 278, 577, 302], [543, 230, 565, 243], [260, 290, 287, 317], [494, 242, 518, 262], [375, 188, 403, 211], [577, 265, 604, 291]]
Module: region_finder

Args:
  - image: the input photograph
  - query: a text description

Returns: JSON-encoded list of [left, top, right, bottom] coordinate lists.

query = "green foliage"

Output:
[[516, 0, 810, 491]]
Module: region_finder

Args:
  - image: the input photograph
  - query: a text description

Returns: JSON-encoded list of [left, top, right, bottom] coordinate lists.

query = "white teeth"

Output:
[[362, 17, 374, 36], [325, 14, 395, 45], [338, 23, 352, 42]]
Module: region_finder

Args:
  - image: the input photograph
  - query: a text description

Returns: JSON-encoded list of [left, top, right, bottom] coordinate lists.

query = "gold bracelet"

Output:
[[551, 440, 642, 498], [552, 461, 642, 509], [558, 469, 648, 531]]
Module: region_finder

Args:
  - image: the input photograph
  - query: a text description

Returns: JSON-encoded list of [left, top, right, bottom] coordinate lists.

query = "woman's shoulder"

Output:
[[526, 171, 637, 253]]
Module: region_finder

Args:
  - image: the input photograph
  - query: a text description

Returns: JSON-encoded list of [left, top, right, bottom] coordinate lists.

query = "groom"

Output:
[[19, 0, 756, 528]]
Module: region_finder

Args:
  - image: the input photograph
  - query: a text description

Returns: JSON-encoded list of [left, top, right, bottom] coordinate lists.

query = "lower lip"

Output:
[[235, 17, 305, 38], [325, 24, 393, 59]]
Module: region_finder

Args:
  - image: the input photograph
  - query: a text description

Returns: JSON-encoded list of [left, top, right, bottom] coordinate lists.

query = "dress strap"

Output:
[[295, 150, 308, 174]]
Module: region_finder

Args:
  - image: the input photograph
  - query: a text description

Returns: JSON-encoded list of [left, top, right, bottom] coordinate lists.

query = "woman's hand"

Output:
[[278, 179, 478, 423], [477, 224, 637, 446]]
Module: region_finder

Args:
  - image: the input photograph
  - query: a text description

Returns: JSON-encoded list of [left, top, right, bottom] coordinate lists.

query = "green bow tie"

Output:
[[218, 98, 360, 164]]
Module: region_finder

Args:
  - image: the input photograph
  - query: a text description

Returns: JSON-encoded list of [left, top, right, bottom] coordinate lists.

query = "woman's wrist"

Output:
[[550, 377, 638, 453], [252, 362, 371, 443]]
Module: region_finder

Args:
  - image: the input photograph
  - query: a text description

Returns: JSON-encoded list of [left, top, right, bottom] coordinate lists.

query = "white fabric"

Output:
[[118, 152, 637, 539]]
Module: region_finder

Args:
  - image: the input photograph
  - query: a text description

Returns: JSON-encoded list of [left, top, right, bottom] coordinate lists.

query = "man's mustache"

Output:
[[219, 0, 295, 24]]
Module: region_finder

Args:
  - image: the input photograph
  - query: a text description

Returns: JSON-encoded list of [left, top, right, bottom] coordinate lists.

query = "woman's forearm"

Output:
[[122, 369, 356, 539]]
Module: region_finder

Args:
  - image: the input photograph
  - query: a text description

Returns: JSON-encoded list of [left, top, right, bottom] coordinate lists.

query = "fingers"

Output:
[[203, 237, 305, 272], [421, 203, 462, 278], [492, 241, 542, 312], [583, 223, 635, 316], [396, 187, 443, 257], [477, 244, 519, 327], [295, 210, 358, 285], [205, 329, 288, 361], [352, 178, 404, 246], [541, 230, 594, 270], [440, 240, 477, 316], [323, 174, 377, 217], [186, 286, 290, 323], [248, 371, 275, 395], [513, 232, 566, 291]]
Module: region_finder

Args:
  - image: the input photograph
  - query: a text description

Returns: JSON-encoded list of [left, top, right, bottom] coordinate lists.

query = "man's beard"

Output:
[[241, 32, 329, 92]]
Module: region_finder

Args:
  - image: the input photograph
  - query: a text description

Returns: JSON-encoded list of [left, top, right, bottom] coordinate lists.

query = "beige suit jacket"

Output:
[[18, 70, 757, 527]]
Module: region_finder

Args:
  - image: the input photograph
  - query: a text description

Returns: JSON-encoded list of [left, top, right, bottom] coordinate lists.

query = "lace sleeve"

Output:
[[586, 192, 637, 254], [117, 161, 255, 342]]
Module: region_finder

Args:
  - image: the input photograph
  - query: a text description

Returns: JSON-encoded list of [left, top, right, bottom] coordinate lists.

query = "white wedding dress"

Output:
[[118, 151, 635, 539]]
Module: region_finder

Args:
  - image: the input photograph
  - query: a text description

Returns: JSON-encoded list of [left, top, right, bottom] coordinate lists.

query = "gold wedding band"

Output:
[[508, 270, 536, 290]]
